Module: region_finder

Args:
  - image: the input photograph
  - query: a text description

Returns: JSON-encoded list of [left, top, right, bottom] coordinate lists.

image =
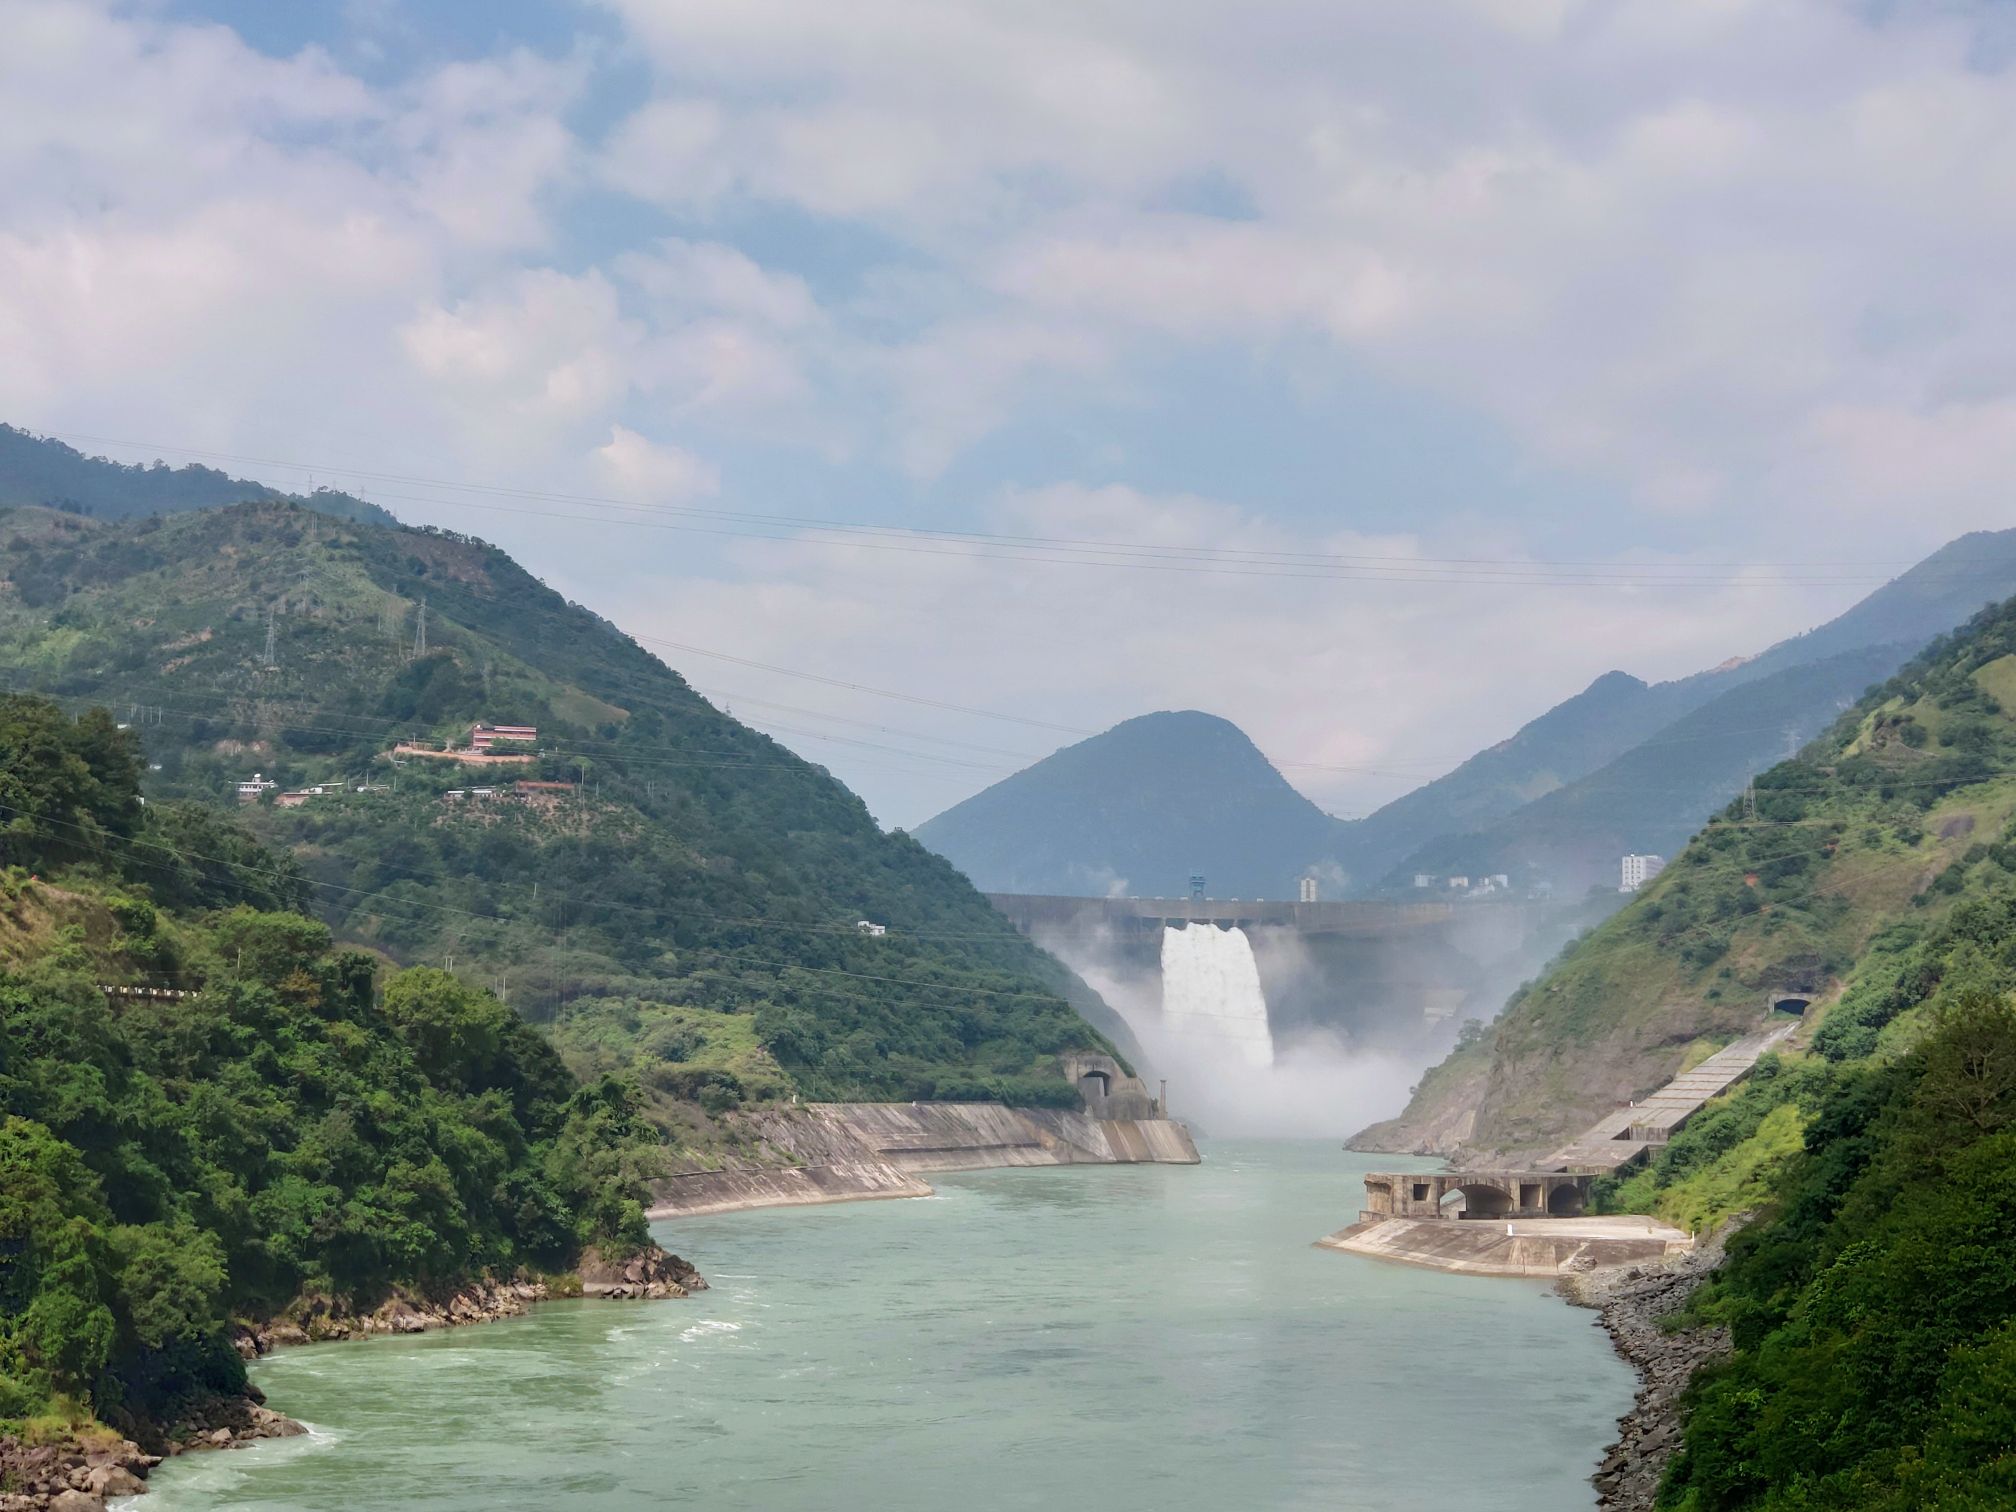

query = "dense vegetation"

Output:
[[1370, 594, 2016, 1156], [0, 697, 664, 1437], [0, 501, 1118, 1142], [1442, 600, 2016, 1506], [1593, 884, 2016, 1509]]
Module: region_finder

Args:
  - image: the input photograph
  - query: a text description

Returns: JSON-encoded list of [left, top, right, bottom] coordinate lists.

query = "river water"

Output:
[[134, 1142, 1632, 1512]]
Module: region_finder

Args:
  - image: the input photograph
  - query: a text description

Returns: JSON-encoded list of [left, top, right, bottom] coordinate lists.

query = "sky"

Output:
[[5, 0, 2016, 827]]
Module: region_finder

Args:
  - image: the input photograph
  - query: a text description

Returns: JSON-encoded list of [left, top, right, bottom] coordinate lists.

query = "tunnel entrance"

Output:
[[1770, 996, 1810, 1016], [1445, 1184, 1514, 1220], [1547, 1184, 1586, 1216], [1078, 1071, 1111, 1100]]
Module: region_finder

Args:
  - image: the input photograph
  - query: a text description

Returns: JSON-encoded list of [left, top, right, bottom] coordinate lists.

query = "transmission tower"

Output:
[[412, 597, 428, 660], [262, 604, 278, 668]]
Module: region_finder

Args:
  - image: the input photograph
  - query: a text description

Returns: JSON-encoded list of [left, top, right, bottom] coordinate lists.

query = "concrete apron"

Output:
[[1317, 1215, 1692, 1278]]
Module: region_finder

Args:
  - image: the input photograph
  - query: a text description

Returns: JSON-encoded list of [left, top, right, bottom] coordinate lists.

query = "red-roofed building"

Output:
[[470, 723, 538, 751]]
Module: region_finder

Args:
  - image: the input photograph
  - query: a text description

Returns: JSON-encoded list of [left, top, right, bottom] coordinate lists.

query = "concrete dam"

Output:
[[987, 893, 1581, 1057]]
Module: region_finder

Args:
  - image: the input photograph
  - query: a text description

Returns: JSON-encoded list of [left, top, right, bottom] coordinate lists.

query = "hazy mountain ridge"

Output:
[[917, 529, 2016, 902], [0, 423, 396, 529], [913, 709, 1352, 898], [1363, 530, 2016, 892], [1336, 667, 1725, 886], [1385, 641, 1914, 892]]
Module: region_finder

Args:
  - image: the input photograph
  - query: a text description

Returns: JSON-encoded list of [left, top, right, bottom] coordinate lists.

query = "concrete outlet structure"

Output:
[[1360, 1169, 1591, 1222], [1060, 1052, 1159, 1120]]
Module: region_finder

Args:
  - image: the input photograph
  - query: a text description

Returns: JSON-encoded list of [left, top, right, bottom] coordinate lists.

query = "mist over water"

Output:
[[1056, 924, 1418, 1140]]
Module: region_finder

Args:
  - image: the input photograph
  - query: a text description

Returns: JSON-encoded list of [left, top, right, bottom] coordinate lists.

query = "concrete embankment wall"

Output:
[[1318, 1216, 1688, 1278], [647, 1103, 1198, 1218]]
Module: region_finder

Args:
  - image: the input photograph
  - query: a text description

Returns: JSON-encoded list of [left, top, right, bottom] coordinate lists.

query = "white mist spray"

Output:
[[1034, 918, 1418, 1138], [1159, 924, 1274, 1069]]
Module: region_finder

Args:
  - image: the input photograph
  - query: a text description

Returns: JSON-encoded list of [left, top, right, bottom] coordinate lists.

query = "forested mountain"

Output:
[[0, 424, 394, 528], [1359, 589, 2016, 1159], [1606, 886, 2016, 1509], [912, 710, 1352, 899], [0, 500, 1122, 1128], [0, 696, 671, 1439]]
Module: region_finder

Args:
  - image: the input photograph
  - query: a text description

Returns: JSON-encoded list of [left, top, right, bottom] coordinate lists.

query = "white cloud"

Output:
[[5, 0, 2015, 833], [592, 0, 2016, 537], [601, 481, 1856, 826], [401, 269, 635, 424], [592, 424, 719, 502]]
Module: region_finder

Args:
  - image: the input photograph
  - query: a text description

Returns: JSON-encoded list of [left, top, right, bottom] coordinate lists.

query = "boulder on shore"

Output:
[[577, 1243, 708, 1299]]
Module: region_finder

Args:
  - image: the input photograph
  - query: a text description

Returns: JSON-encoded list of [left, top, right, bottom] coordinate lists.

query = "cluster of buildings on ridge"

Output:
[[1403, 851, 1668, 898], [234, 722, 552, 808], [1409, 870, 1515, 896]]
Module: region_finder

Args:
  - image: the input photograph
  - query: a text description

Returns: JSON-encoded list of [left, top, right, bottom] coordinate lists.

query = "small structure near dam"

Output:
[[1361, 1169, 1592, 1221], [1322, 1017, 1799, 1276]]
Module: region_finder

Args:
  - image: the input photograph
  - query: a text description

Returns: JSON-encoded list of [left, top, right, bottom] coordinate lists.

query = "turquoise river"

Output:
[[130, 1141, 1635, 1512]]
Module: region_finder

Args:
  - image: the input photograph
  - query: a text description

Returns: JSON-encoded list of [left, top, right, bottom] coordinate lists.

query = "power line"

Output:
[[40, 427, 2010, 591]]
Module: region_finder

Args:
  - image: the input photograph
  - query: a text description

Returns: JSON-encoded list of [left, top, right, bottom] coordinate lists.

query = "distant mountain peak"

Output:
[[914, 709, 1348, 899]]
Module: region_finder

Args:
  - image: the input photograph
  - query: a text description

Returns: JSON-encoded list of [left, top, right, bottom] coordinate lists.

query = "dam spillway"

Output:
[[1159, 923, 1274, 1069], [986, 891, 1583, 1054]]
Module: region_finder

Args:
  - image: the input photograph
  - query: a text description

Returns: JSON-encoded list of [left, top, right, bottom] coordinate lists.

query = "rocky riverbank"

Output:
[[1561, 1233, 1733, 1512], [232, 1245, 705, 1354], [0, 1245, 704, 1511], [0, 1395, 300, 1512]]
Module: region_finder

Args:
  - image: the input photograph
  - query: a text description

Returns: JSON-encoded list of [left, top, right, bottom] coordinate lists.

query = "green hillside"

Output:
[[0, 697, 666, 1440], [1360, 593, 2016, 1159], [0, 501, 1121, 1135], [1597, 884, 2016, 1509]]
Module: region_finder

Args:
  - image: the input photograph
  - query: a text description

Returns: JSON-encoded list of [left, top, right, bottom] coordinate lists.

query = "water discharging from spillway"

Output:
[[1035, 917, 1416, 1135], [1159, 923, 1274, 1069]]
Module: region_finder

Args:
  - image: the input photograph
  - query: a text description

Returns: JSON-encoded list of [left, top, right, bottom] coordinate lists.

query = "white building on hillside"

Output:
[[1621, 853, 1666, 893]]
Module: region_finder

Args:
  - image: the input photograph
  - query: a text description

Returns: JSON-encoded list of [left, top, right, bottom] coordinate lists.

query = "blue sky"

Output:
[[7, 0, 2016, 831]]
